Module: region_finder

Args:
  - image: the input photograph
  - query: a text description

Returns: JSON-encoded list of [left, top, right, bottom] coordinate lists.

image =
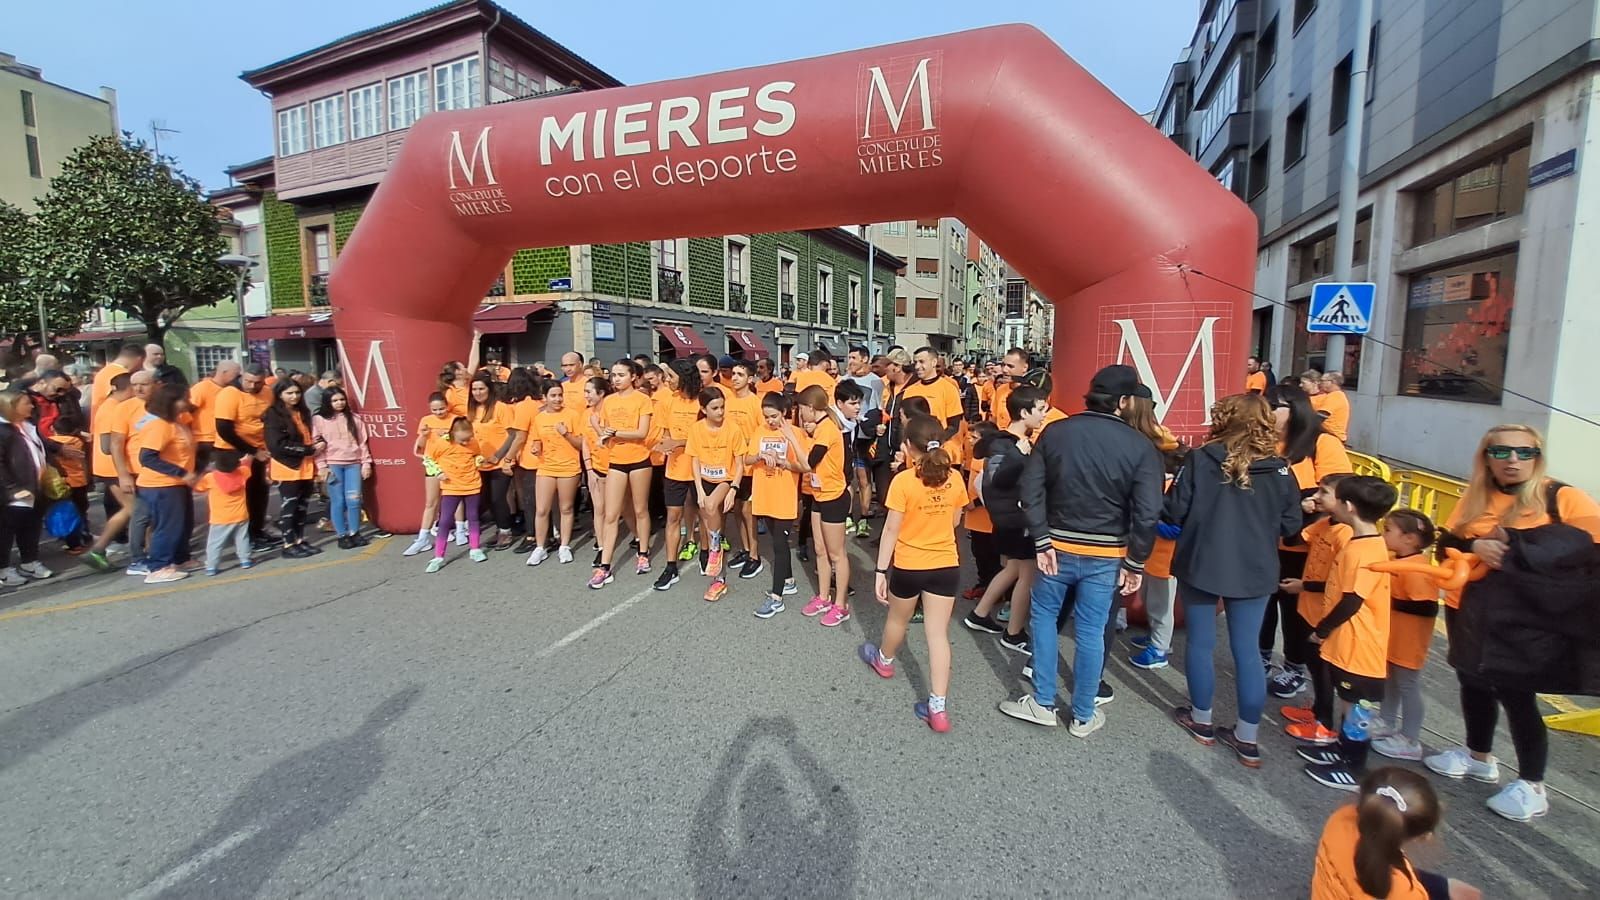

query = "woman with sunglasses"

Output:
[[1424, 424, 1600, 823]]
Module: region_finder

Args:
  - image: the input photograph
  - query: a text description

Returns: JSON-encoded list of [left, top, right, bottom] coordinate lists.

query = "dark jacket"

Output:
[[1020, 410, 1164, 571], [1164, 442, 1302, 598], [0, 421, 48, 504], [1449, 522, 1600, 695], [262, 404, 315, 473], [981, 432, 1028, 531]]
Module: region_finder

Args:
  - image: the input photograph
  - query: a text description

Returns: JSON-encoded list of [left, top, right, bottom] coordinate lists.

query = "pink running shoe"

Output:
[[706, 548, 723, 578], [915, 701, 951, 733], [801, 594, 832, 617], [820, 605, 851, 627], [587, 566, 613, 589], [635, 553, 650, 575], [858, 642, 894, 678]]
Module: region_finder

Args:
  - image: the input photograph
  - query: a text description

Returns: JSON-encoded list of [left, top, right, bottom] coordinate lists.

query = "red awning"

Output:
[[654, 323, 709, 358], [59, 330, 135, 343], [474, 301, 553, 335], [728, 330, 770, 360], [246, 313, 335, 341]]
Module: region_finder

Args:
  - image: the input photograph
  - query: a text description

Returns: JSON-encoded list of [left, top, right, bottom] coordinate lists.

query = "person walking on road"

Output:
[[215, 364, 277, 551], [135, 383, 199, 584]]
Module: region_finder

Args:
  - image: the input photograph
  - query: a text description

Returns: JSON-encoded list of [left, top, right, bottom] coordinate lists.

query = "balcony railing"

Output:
[[658, 267, 684, 304], [487, 274, 506, 297], [780, 292, 795, 320], [308, 272, 330, 307], [817, 303, 831, 326], [849, 309, 861, 327], [728, 281, 748, 313]]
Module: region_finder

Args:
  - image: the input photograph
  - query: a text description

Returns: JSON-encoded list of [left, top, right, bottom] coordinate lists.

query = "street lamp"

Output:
[[217, 253, 254, 360]]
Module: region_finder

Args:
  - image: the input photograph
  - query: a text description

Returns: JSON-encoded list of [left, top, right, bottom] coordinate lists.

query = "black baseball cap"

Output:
[[1089, 364, 1153, 400]]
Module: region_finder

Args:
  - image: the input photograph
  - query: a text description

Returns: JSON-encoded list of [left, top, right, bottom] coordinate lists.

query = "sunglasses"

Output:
[[1485, 445, 1540, 461]]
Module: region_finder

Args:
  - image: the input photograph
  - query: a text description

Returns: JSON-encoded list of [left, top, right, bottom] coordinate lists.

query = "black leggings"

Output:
[[1449, 611, 1547, 780], [970, 529, 1001, 588], [761, 516, 793, 595], [480, 469, 512, 531], [278, 479, 312, 543], [0, 502, 43, 568], [248, 455, 271, 538], [1261, 549, 1309, 666]]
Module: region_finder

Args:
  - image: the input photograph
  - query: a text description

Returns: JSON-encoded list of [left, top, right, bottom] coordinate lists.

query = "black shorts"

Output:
[[610, 458, 651, 473], [813, 493, 849, 524], [1328, 664, 1385, 704], [994, 526, 1034, 560], [664, 477, 693, 507], [889, 565, 960, 599], [699, 479, 734, 498], [737, 475, 753, 502], [1416, 869, 1449, 900]]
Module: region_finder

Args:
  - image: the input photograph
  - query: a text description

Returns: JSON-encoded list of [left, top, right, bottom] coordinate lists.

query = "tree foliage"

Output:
[[25, 134, 232, 343], [0, 200, 89, 349]]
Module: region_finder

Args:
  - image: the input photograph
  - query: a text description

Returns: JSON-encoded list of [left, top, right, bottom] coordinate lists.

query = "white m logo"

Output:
[[447, 126, 497, 190], [336, 338, 401, 410], [1113, 317, 1220, 425], [862, 57, 935, 138]]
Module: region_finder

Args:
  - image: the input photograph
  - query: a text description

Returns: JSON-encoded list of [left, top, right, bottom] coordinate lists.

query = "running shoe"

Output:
[[425, 557, 445, 574], [1423, 747, 1500, 783], [404, 535, 432, 557], [858, 642, 894, 678], [453, 525, 469, 546], [1286, 721, 1339, 744], [998, 694, 1060, 727], [587, 566, 613, 589], [960, 586, 984, 602], [728, 550, 751, 570], [1269, 668, 1309, 698], [909, 610, 925, 624], [995, 604, 1010, 624], [1296, 745, 1346, 765], [1280, 705, 1316, 724], [1130, 645, 1169, 670], [1304, 761, 1361, 792], [654, 564, 680, 591], [1487, 780, 1549, 822], [513, 537, 537, 555], [856, 519, 872, 538], [963, 612, 1003, 634], [1069, 709, 1106, 738], [124, 561, 152, 578], [738, 556, 764, 579], [526, 546, 549, 566], [1372, 735, 1423, 761], [143, 567, 187, 584], [706, 548, 723, 579], [178, 560, 203, 572], [820, 605, 850, 627], [84, 550, 112, 572], [282, 545, 312, 559], [1096, 682, 1115, 706], [206, 568, 219, 577], [845, 516, 855, 534], [801, 595, 832, 617], [635, 553, 651, 575], [302, 543, 323, 556], [469, 549, 488, 563], [754, 594, 785, 619], [1216, 727, 1262, 768], [1173, 706, 1215, 745], [679, 540, 698, 562], [782, 579, 798, 596], [703, 579, 728, 602], [1129, 633, 1152, 650], [557, 545, 574, 564], [914, 701, 950, 733], [999, 632, 1031, 656], [19, 562, 52, 579]]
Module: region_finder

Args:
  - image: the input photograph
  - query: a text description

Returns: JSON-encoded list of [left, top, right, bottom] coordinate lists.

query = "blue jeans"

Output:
[[139, 486, 190, 569], [1030, 551, 1121, 722], [1179, 583, 1271, 726], [325, 464, 364, 536]]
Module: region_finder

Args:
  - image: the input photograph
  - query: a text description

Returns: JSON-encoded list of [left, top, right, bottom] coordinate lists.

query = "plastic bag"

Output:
[[44, 499, 81, 539], [41, 466, 71, 501]]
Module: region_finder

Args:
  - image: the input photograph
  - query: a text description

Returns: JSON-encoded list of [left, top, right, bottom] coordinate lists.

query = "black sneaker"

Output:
[[999, 631, 1032, 656], [738, 556, 764, 579], [1095, 681, 1115, 706], [963, 612, 1003, 634], [1216, 726, 1262, 768], [1305, 761, 1362, 792], [337, 536, 354, 550], [1173, 706, 1215, 745], [1296, 745, 1346, 765], [513, 537, 536, 555], [797, 545, 809, 564], [653, 564, 680, 592], [909, 609, 924, 624], [729, 549, 751, 570]]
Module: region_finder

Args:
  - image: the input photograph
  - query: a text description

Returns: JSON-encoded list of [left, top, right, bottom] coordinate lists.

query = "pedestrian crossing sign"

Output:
[[1307, 282, 1375, 334]]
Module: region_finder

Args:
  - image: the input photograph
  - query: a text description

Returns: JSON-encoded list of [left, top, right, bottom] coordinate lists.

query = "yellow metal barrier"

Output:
[[1348, 450, 1392, 483], [1394, 469, 1468, 525]]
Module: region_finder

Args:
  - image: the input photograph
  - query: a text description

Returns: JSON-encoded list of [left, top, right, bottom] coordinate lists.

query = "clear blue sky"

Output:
[[10, 0, 1198, 190]]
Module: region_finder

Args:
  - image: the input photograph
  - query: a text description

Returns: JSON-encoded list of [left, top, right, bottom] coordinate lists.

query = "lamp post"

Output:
[[217, 254, 254, 361]]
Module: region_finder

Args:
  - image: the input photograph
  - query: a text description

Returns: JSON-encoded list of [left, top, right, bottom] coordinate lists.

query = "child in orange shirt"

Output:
[[425, 417, 485, 573], [1279, 473, 1353, 742], [49, 409, 92, 554], [1311, 766, 1480, 900], [1300, 475, 1399, 792], [1373, 510, 1439, 762], [198, 450, 253, 575], [688, 388, 746, 602]]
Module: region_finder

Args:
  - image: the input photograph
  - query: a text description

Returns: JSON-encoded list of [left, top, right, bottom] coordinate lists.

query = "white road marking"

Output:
[[125, 826, 260, 900], [536, 585, 657, 658]]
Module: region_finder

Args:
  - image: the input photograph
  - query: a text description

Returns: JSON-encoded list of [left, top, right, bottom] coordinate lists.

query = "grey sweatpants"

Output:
[[205, 522, 252, 571], [1382, 664, 1425, 741], [1143, 576, 1177, 653]]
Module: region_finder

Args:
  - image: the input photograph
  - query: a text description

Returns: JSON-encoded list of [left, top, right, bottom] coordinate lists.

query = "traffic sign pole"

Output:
[[1324, 0, 1374, 377]]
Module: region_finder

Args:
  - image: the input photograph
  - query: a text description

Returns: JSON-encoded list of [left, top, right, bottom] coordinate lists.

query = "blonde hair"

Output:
[[0, 391, 27, 424], [1452, 424, 1549, 531], [1206, 394, 1279, 488], [1123, 395, 1180, 453]]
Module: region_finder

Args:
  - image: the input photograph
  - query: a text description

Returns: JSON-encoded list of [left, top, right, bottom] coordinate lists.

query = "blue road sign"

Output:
[[1307, 282, 1375, 334]]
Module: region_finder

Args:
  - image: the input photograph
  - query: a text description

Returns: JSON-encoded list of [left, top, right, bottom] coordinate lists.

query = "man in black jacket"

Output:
[[999, 365, 1164, 737]]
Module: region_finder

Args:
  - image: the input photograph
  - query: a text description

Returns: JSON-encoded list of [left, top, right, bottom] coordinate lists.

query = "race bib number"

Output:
[[760, 437, 787, 459], [809, 473, 823, 490], [700, 464, 728, 481]]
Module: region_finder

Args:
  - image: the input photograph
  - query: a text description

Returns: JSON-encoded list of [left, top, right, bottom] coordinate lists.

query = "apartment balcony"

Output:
[[1198, 110, 1251, 172], [1194, 1, 1256, 101], [658, 267, 684, 304], [780, 292, 796, 320], [728, 281, 748, 314], [308, 272, 330, 307], [849, 309, 861, 328], [817, 304, 832, 326]]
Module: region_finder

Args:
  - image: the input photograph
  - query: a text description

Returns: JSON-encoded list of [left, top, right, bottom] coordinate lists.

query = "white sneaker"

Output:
[[1368, 718, 1398, 741], [997, 694, 1061, 727], [403, 535, 432, 557], [1069, 708, 1106, 738], [1424, 747, 1500, 783], [526, 546, 549, 566], [453, 525, 468, 546], [1372, 734, 1423, 761], [1487, 780, 1549, 822], [108, 541, 130, 557], [0, 567, 25, 587], [557, 545, 574, 564], [18, 562, 53, 579]]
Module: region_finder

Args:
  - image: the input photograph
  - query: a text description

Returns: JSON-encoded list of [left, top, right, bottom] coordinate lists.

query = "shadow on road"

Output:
[[689, 716, 859, 899], [0, 630, 243, 773]]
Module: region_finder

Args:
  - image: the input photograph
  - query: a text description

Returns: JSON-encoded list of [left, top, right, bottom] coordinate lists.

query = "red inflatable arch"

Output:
[[331, 24, 1256, 531]]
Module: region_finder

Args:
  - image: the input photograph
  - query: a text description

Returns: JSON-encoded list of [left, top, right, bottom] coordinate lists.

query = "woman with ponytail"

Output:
[[859, 414, 970, 733], [1311, 766, 1479, 899], [795, 385, 853, 627]]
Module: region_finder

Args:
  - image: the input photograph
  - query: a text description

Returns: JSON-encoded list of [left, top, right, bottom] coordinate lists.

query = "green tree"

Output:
[[0, 201, 88, 354], [26, 134, 231, 344]]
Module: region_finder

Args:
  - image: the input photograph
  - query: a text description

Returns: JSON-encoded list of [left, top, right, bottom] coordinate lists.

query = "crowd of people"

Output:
[[5, 335, 1592, 898]]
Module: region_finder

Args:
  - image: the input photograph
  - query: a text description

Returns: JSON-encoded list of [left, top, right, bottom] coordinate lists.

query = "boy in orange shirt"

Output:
[[1279, 473, 1353, 741], [198, 451, 253, 575], [1299, 475, 1399, 792], [1372, 510, 1439, 762], [48, 409, 92, 554]]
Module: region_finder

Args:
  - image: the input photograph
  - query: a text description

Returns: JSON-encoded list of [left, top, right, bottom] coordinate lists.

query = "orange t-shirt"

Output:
[[134, 418, 195, 488], [509, 399, 542, 469], [269, 411, 316, 482], [92, 362, 127, 405], [188, 379, 224, 444], [649, 392, 670, 467], [428, 436, 482, 495], [1442, 480, 1600, 608], [723, 391, 762, 438], [901, 377, 966, 464], [1311, 805, 1429, 900], [793, 369, 836, 398], [1388, 565, 1441, 671], [530, 408, 583, 477], [963, 459, 992, 534], [415, 413, 454, 447], [756, 377, 784, 397], [49, 434, 89, 488], [213, 385, 271, 451], [600, 390, 653, 466], [470, 402, 517, 469], [1297, 519, 1354, 623], [807, 416, 847, 502], [92, 397, 135, 479], [992, 382, 1016, 429], [1245, 371, 1267, 394], [582, 410, 611, 474], [661, 394, 702, 482], [886, 468, 969, 571], [1289, 433, 1354, 490], [747, 425, 801, 520], [122, 401, 152, 475], [196, 471, 249, 525], [688, 419, 743, 484], [444, 384, 470, 418], [561, 378, 587, 413], [1315, 389, 1350, 442], [1318, 534, 1392, 679]]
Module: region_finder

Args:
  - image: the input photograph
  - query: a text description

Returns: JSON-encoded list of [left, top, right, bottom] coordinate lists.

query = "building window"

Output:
[[1256, 16, 1278, 82], [388, 71, 429, 131], [915, 297, 938, 319], [1247, 140, 1270, 198], [309, 227, 332, 274], [817, 267, 833, 324], [1329, 54, 1352, 134], [194, 345, 238, 374], [895, 296, 907, 316], [779, 255, 794, 294], [915, 219, 938, 238], [1284, 100, 1309, 170], [20, 90, 36, 127], [24, 134, 41, 178], [1293, 0, 1316, 32], [883, 221, 906, 237], [1366, 25, 1380, 104], [349, 84, 384, 140], [1399, 250, 1517, 403], [1214, 158, 1236, 191], [1291, 210, 1372, 284], [726, 240, 746, 285], [1411, 144, 1531, 246], [915, 257, 939, 275], [848, 277, 862, 326], [276, 106, 309, 156], [657, 239, 678, 271], [1197, 55, 1241, 151], [872, 284, 884, 326], [1004, 281, 1025, 319], [311, 95, 346, 149], [434, 57, 482, 111]]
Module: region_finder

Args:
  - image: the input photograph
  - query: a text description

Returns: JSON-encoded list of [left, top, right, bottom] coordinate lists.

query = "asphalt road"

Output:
[[1, 525, 1596, 898]]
